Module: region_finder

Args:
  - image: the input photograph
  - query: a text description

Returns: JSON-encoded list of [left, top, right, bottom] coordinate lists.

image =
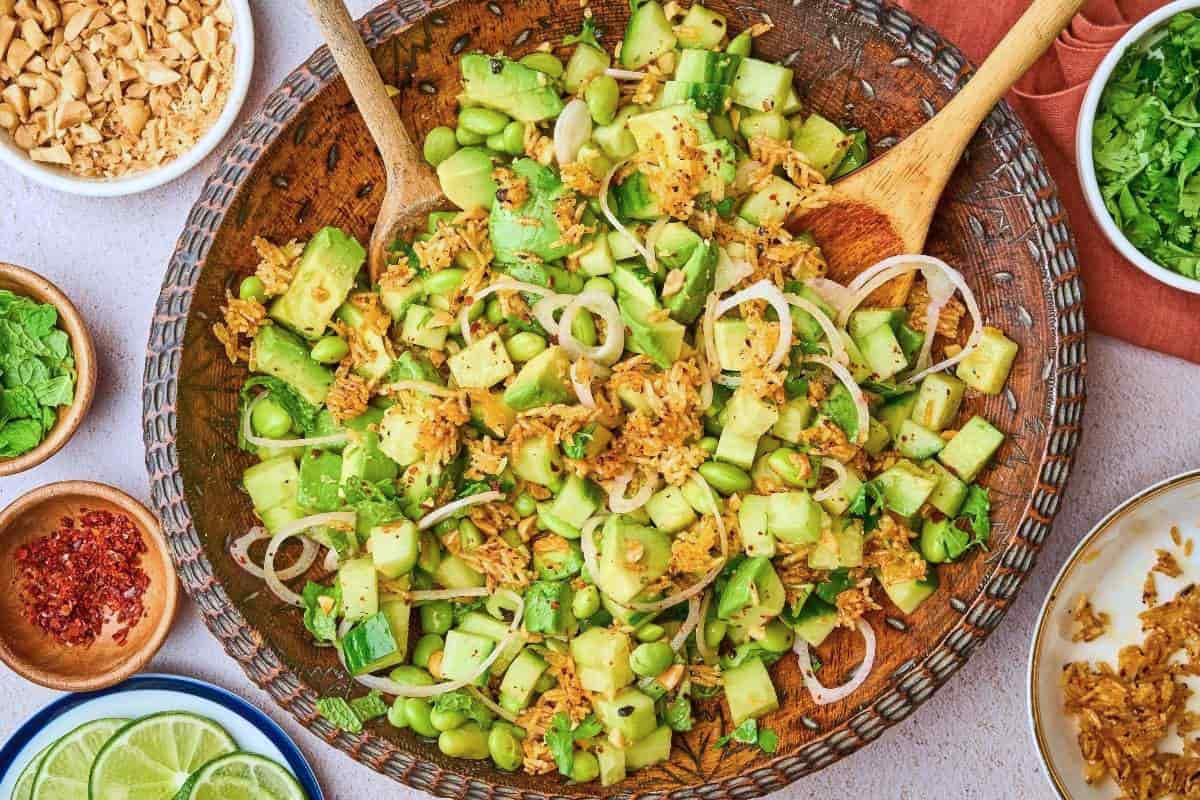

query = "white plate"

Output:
[[0, 673, 323, 799], [1027, 469, 1200, 799]]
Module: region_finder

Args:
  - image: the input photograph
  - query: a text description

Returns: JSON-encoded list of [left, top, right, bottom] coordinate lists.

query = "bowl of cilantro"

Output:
[[0, 264, 96, 477], [1078, 0, 1200, 294]]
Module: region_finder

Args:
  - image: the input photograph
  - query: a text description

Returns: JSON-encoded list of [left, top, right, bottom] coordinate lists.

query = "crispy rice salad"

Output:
[[216, 3, 1019, 785]]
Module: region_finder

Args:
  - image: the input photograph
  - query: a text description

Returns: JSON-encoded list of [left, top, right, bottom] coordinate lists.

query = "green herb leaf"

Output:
[[563, 17, 602, 49], [301, 581, 340, 643], [758, 728, 779, 754], [239, 375, 321, 448], [433, 690, 495, 726], [665, 694, 694, 732], [350, 690, 389, 723], [958, 484, 992, 550], [0, 289, 76, 458], [545, 713, 577, 777], [562, 424, 594, 459], [316, 697, 363, 733], [847, 481, 886, 532]]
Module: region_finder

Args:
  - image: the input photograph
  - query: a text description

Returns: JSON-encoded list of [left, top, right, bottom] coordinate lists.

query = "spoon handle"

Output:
[[304, 0, 422, 180]]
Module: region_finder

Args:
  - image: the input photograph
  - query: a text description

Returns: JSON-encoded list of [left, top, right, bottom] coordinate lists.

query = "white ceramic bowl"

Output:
[[0, 0, 254, 197], [1026, 469, 1200, 799], [1076, 0, 1200, 295]]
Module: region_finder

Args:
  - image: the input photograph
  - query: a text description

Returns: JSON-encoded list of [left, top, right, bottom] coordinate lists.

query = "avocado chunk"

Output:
[[653, 222, 702, 269], [297, 447, 342, 512], [524, 580, 573, 635], [336, 293, 393, 384], [503, 346, 574, 411], [597, 515, 671, 604], [460, 54, 564, 122], [269, 227, 365, 340], [488, 159, 576, 263], [571, 627, 634, 694], [620, 295, 686, 368], [548, 474, 603, 529], [723, 657, 779, 723], [664, 241, 717, 324], [249, 325, 333, 405], [437, 147, 498, 211], [449, 331, 514, 389]]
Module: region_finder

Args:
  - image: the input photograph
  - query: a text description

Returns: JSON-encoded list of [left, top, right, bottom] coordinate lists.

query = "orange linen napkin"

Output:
[[896, 0, 1200, 363]]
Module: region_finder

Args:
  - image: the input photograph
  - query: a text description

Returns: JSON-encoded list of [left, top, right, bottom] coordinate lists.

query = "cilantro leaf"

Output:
[[848, 481, 886, 532], [341, 477, 405, 531], [301, 581, 340, 642], [457, 478, 494, 498], [713, 719, 779, 753], [433, 690, 495, 726], [562, 424, 594, 459], [758, 728, 779, 754], [958, 484, 992, 550], [544, 713, 601, 778], [316, 697, 363, 733]]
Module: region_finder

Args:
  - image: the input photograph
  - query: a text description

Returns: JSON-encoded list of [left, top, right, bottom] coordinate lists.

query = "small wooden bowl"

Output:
[[0, 264, 97, 477], [0, 482, 178, 692]]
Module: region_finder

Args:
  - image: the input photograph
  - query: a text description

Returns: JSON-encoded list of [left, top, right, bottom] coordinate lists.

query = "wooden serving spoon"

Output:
[[794, 0, 1087, 306], [305, 0, 444, 281]]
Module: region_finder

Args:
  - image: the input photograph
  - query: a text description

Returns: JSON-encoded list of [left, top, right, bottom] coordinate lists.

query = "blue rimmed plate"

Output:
[[0, 673, 323, 799]]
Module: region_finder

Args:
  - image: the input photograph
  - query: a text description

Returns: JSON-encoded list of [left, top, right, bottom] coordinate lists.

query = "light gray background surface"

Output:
[[2, 2, 1198, 797]]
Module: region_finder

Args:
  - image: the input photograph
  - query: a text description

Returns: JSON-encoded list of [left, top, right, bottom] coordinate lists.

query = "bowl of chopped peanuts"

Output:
[[0, 0, 253, 197]]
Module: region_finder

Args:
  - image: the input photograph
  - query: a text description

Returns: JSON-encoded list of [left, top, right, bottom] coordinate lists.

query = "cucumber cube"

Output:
[[243, 455, 300, 513], [713, 318, 753, 372], [448, 331, 514, 389], [433, 553, 486, 589], [864, 418, 891, 456], [856, 322, 908, 380], [882, 570, 939, 614], [848, 308, 906, 341], [922, 459, 969, 517], [878, 392, 918, 440], [738, 494, 775, 557], [500, 648, 548, 710], [596, 688, 657, 743], [738, 175, 806, 226], [341, 611, 404, 675], [772, 396, 814, 444], [730, 57, 792, 112], [895, 419, 946, 460], [597, 742, 627, 787], [911, 373, 966, 431], [646, 486, 697, 534], [571, 627, 634, 694], [836, 520, 865, 568], [722, 657, 779, 723], [441, 629, 495, 683], [549, 474, 603, 530], [578, 234, 616, 276], [791, 113, 853, 177], [369, 520, 419, 578], [624, 725, 672, 771], [792, 596, 837, 646], [875, 461, 937, 517], [338, 558, 379, 623], [956, 327, 1019, 395], [938, 416, 1005, 482], [766, 490, 821, 544], [817, 465, 863, 517], [675, 5, 727, 49], [715, 430, 758, 471], [401, 303, 450, 350]]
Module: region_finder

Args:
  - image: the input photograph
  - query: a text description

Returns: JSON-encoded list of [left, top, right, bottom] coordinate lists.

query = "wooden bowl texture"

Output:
[[0, 482, 178, 692], [0, 263, 97, 478], [142, 0, 1088, 797]]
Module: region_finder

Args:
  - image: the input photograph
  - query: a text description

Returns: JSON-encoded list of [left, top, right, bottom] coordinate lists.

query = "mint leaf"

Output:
[[350, 690, 389, 723], [316, 697, 363, 733], [433, 690, 495, 727]]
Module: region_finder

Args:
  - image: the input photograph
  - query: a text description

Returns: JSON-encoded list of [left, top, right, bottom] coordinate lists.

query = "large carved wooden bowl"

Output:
[[142, 0, 1087, 796]]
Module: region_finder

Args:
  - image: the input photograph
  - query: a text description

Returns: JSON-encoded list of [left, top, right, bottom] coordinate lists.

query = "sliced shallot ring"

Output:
[[794, 617, 877, 705], [803, 277, 857, 318], [694, 590, 715, 663], [605, 471, 659, 514], [409, 587, 491, 602], [804, 355, 869, 445], [265, 512, 356, 607], [714, 248, 753, 294], [417, 490, 504, 531], [670, 595, 702, 652], [571, 360, 596, 408], [812, 459, 850, 503], [904, 266, 983, 384], [644, 216, 668, 274], [459, 280, 558, 346], [242, 395, 349, 449], [784, 292, 847, 365], [558, 290, 624, 366], [713, 280, 793, 372], [231, 527, 317, 581], [605, 67, 646, 80], [532, 293, 572, 337], [580, 515, 606, 586], [554, 98, 592, 166], [600, 160, 655, 265]]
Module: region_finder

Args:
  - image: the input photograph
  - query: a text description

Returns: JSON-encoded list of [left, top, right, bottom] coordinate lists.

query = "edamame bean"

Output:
[[630, 641, 674, 678], [251, 397, 291, 439], [404, 698, 438, 738], [698, 461, 752, 495], [726, 31, 752, 57], [387, 698, 409, 729], [438, 723, 490, 759], [310, 335, 349, 364], [760, 619, 795, 653], [420, 600, 453, 634], [699, 436, 718, 454], [413, 634, 444, 669], [571, 584, 600, 619], [431, 708, 468, 732], [423, 126, 459, 167], [572, 750, 600, 783], [388, 665, 435, 686], [488, 724, 523, 772], [238, 275, 267, 303], [704, 618, 727, 649], [455, 124, 486, 146], [505, 331, 547, 362], [520, 52, 564, 77], [496, 121, 526, 155], [634, 624, 663, 643], [582, 276, 615, 296], [767, 447, 811, 487], [485, 296, 504, 325], [585, 75, 619, 125], [424, 267, 466, 297], [459, 518, 483, 550], [459, 106, 510, 136], [514, 492, 536, 517], [570, 309, 597, 347]]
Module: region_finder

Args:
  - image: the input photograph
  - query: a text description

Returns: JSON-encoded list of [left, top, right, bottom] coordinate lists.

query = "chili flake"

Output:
[[15, 510, 150, 648]]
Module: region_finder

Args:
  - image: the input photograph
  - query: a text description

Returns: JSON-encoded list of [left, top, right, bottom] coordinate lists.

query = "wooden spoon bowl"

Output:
[[0, 264, 97, 478], [0, 482, 178, 692]]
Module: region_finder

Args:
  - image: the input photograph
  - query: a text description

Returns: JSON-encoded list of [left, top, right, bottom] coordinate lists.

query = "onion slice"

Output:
[[242, 395, 349, 450], [600, 160, 655, 265], [554, 98, 592, 166], [812, 459, 849, 503], [905, 266, 983, 385], [712, 280, 793, 373], [459, 280, 558, 346], [417, 490, 504, 531], [571, 360, 596, 408], [804, 355, 869, 445], [803, 277, 857, 318], [469, 686, 519, 723], [409, 587, 491, 602], [580, 515, 606, 587], [532, 293, 572, 338], [605, 67, 646, 80], [644, 216, 668, 274], [694, 591, 715, 663], [605, 472, 659, 514], [558, 291, 624, 366], [341, 598, 525, 698], [784, 292, 847, 365], [231, 527, 317, 581], [670, 595, 702, 653], [264, 512, 355, 607], [323, 548, 339, 572], [794, 617, 877, 705]]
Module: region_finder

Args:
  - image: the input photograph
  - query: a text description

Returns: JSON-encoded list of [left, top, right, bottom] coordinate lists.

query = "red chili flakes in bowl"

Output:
[[14, 510, 150, 648]]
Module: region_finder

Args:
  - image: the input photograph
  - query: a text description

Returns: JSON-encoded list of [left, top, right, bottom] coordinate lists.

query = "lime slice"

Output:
[[30, 718, 127, 800], [87, 712, 237, 800], [174, 752, 308, 800], [12, 740, 54, 800]]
